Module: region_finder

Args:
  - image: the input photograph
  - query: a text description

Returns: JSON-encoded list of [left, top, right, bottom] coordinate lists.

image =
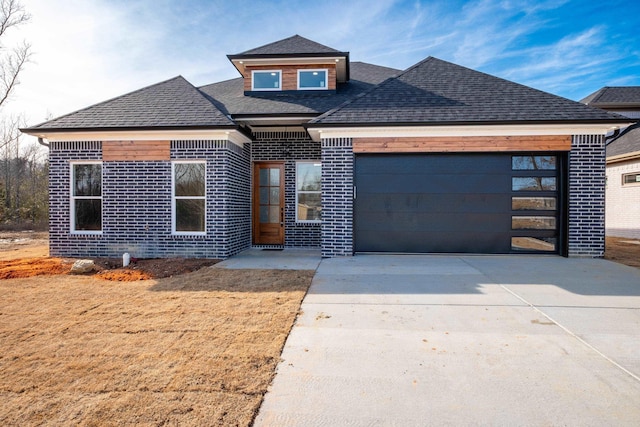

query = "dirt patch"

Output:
[[0, 257, 72, 279], [0, 256, 219, 281], [604, 237, 640, 268], [92, 257, 220, 281], [0, 267, 314, 426], [0, 233, 220, 281]]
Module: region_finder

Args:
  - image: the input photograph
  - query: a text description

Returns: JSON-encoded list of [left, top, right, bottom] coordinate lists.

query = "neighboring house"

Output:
[[22, 35, 632, 259], [581, 87, 640, 239]]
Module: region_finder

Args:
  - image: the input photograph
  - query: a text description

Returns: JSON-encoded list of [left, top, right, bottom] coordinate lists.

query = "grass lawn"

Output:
[[0, 264, 314, 426]]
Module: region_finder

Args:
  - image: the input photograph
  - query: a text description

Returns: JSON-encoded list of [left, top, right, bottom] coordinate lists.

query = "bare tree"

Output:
[[0, 0, 30, 111], [0, 0, 43, 229]]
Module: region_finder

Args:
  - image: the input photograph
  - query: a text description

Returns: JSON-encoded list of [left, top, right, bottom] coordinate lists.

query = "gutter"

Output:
[[37, 137, 49, 148], [605, 128, 621, 144]]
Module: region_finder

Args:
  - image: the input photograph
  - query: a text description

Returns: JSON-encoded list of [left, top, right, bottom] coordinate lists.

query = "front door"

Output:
[[253, 162, 285, 245]]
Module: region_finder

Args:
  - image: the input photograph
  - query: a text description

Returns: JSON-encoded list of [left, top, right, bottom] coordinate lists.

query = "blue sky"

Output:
[[8, 0, 640, 128]]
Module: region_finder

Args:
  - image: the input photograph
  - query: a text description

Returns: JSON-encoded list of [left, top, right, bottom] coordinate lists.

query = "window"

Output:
[[512, 177, 556, 191], [622, 172, 640, 186], [512, 155, 556, 170], [172, 162, 206, 234], [252, 70, 281, 91], [71, 162, 102, 233], [296, 162, 321, 222], [512, 216, 556, 230], [512, 197, 556, 211], [298, 69, 328, 90]]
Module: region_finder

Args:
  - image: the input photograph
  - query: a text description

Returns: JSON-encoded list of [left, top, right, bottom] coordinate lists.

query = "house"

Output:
[[21, 35, 632, 259], [581, 87, 640, 239]]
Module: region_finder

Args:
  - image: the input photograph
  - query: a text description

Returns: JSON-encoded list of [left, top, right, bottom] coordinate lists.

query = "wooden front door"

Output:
[[253, 162, 285, 245]]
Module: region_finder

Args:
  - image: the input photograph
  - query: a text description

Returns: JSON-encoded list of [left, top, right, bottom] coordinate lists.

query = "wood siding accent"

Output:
[[244, 64, 337, 91], [102, 140, 170, 161], [352, 136, 572, 153]]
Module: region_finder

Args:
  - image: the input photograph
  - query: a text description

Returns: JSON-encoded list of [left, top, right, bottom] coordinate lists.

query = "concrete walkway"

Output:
[[255, 255, 640, 426], [214, 248, 321, 270]]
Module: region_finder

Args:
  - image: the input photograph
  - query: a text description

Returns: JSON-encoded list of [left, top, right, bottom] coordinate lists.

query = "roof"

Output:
[[199, 61, 400, 117], [311, 57, 629, 126], [227, 35, 351, 83], [607, 122, 640, 158], [234, 34, 342, 56], [581, 86, 640, 108], [23, 76, 236, 132]]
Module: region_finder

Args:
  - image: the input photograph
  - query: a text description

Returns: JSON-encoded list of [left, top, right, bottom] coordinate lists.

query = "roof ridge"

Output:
[[198, 76, 243, 90], [238, 34, 300, 55], [27, 76, 189, 129], [311, 56, 630, 126], [310, 58, 434, 123]]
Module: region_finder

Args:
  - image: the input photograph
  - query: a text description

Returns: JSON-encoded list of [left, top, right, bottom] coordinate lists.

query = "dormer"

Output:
[[227, 35, 350, 95]]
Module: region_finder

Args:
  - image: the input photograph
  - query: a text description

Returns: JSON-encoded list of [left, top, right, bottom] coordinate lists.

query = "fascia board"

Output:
[[607, 151, 640, 164], [26, 129, 251, 147], [306, 123, 634, 142]]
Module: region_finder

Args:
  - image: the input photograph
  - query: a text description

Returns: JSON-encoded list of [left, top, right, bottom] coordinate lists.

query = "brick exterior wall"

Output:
[[568, 135, 606, 257], [48, 140, 251, 259], [320, 138, 354, 257], [605, 159, 640, 239], [48, 133, 606, 259], [251, 131, 321, 248]]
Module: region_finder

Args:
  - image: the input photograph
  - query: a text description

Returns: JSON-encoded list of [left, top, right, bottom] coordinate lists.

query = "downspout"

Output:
[[605, 128, 620, 145], [37, 137, 49, 148]]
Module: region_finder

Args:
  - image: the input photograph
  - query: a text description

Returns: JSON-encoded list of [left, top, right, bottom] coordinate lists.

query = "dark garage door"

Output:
[[354, 153, 562, 254]]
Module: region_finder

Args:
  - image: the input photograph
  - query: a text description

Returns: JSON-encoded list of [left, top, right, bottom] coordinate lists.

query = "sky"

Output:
[[5, 0, 640, 139]]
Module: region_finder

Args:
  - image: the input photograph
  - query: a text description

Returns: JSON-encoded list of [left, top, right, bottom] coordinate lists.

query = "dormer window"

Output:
[[252, 70, 281, 91], [298, 69, 328, 90]]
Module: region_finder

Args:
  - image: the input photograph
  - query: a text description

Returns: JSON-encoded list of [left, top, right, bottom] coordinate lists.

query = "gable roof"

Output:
[[227, 35, 351, 83], [311, 57, 629, 126], [199, 61, 400, 117], [607, 122, 640, 159], [23, 76, 236, 132], [581, 86, 640, 108], [234, 34, 342, 56]]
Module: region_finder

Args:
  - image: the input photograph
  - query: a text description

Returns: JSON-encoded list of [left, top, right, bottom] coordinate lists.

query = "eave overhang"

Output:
[[231, 113, 318, 127], [227, 52, 350, 83], [306, 121, 635, 142], [20, 126, 252, 146], [607, 150, 640, 164]]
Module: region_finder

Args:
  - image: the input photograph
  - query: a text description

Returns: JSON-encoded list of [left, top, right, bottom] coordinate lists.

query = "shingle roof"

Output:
[[234, 35, 342, 56], [607, 122, 640, 158], [311, 57, 628, 126], [199, 61, 400, 116], [24, 76, 236, 131], [581, 86, 640, 107]]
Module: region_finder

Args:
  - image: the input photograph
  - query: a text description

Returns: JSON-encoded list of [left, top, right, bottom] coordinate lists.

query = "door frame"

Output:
[[252, 161, 285, 245]]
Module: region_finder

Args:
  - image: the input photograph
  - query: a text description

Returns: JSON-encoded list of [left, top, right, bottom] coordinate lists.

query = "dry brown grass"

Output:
[[0, 266, 314, 426]]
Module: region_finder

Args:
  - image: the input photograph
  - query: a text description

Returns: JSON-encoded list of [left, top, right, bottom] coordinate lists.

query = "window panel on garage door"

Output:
[[510, 155, 560, 253]]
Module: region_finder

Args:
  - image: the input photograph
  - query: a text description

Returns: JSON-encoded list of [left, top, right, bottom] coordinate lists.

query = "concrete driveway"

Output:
[[255, 255, 640, 426]]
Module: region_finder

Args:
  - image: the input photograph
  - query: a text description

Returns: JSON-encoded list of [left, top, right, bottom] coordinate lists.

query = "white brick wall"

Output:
[[606, 159, 640, 238]]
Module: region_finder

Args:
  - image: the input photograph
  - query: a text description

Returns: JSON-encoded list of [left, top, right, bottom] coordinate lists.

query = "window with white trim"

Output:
[[298, 69, 328, 90], [296, 162, 321, 222], [172, 161, 206, 234], [252, 70, 281, 91], [71, 162, 102, 233], [622, 172, 640, 186]]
